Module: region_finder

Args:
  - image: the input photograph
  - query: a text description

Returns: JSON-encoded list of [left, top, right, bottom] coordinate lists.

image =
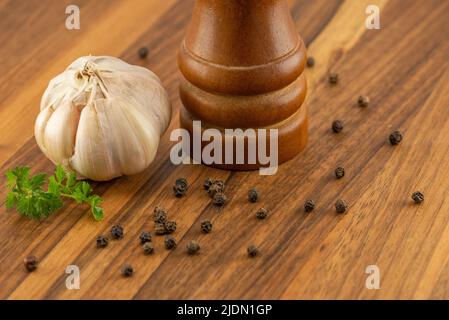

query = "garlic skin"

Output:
[[35, 56, 172, 181]]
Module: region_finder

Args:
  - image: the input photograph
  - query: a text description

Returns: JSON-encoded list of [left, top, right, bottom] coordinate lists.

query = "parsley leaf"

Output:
[[89, 195, 104, 221], [5, 165, 104, 221]]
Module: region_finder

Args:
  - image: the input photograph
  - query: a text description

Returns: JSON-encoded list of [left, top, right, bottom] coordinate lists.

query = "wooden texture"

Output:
[[1, 0, 449, 299]]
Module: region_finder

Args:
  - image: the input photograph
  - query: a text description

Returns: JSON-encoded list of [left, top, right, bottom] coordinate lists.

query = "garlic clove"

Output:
[[42, 101, 80, 164], [118, 98, 160, 167], [40, 73, 66, 111], [34, 106, 54, 158], [70, 102, 115, 181], [94, 98, 148, 176]]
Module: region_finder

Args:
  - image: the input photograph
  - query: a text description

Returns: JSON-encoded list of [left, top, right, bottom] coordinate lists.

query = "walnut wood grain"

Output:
[[1, 0, 449, 300]]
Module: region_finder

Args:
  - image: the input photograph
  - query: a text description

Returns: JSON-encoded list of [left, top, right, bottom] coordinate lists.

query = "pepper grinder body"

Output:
[[178, 0, 308, 170]]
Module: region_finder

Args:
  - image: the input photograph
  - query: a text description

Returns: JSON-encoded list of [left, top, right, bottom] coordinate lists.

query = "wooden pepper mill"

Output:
[[178, 0, 307, 170]]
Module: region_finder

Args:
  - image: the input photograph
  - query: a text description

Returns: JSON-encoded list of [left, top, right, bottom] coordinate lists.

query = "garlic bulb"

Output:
[[35, 56, 171, 181]]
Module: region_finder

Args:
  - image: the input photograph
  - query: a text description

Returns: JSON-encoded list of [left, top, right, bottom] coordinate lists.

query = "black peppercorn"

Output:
[[173, 185, 186, 198], [335, 199, 348, 214], [306, 56, 315, 68], [186, 241, 200, 255], [96, 235, 109, 248], [358, 95, 370, 107], [248, 188, 259, 203], [155, 222, 166, 235], [412, 191, 424, 204], [173, 178, 188, 197], [138, 47, 148, 59], [335, 167, 345, 179], [329, 73, 339, 84], [164, 220, 177, 234], [121, 264, 133, 277], [201, 220, 213, 233], [164, 235, 177, 250], [207, 180, 225, 197], [153, 206, 167, 223], [332, 120, 344, 133], [247, 245, 260, 257], [111, 225, 124, 239], [176, 178, 188, 189], [139, 231, 152, 244], [142, 242, 154, 254], [23, 255, 38, 272], [256, 208, 268, 220], [203, 178, 214, 190], [389, 130, 403, 145], [213, 192, 227, 206], [304, 199, 316, 213]]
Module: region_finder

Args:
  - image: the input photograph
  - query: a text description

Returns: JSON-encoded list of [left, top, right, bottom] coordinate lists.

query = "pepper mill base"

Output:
[[179, 105, 308, 171]]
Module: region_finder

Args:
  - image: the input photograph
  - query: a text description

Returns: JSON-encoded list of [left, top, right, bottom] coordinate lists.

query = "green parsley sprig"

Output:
[[5, 165, 104, 221]]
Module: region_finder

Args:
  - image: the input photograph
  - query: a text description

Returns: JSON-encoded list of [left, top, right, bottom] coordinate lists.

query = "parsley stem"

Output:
[[60, 193, 77, 199]]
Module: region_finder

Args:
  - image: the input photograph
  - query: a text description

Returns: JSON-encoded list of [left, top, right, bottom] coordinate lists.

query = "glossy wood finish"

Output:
[[1, 0, 449, 300], [178, 0, 308, 169]]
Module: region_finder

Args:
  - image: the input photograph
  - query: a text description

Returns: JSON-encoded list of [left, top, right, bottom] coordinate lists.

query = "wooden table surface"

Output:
[[1, 0, 449, 300]]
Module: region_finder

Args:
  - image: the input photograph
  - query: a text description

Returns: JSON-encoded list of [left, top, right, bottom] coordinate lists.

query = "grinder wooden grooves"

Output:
[[179, 73, 307, 128], [178, 39, 307, 95]]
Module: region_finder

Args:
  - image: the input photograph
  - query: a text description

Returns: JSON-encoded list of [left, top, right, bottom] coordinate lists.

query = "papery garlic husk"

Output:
[[35, 56, 172, 181]]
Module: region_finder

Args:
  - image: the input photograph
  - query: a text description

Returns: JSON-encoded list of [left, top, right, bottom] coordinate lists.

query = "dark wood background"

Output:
[[1, 0, 449, 299]]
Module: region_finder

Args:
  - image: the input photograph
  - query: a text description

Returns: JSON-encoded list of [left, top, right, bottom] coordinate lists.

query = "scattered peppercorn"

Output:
[[186, 241, 200, 255], [203, 178, 214, 190], [139, 231, 152, 244], [389, 130, 403, 145], [153, 206, 167, 223], [304, 199, 316, 213], [335, 167, 345, 179], [179, 178, 189, 187], [207, 180, 225, 198], [96, 235, 109, 248], [332, 120, 344, 133], [213, 192, 227, 206], [173, 178, 188, 197], [329, 73, 339, 84], [306, 56, 315, 68], [155, 222, 167, 235], [111, 225, 124, 239], [256, 208, 268, 220], [142, 242, 154, 254], [213, 180, 225, 189], [201, 220, 213, 233], [335, 199, 348, 214], [164, 220, 177, 234], [412, 191, 424, 204], [23, 255, 38, 272], [358, 95, 370, 107], [173, 187, 186, 198], [248, 188, 259, 203], [121, 264, 133, 277], [138, 47, 149, 59], [164, 235, 177, 250], [247, 245, 260, 257]]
